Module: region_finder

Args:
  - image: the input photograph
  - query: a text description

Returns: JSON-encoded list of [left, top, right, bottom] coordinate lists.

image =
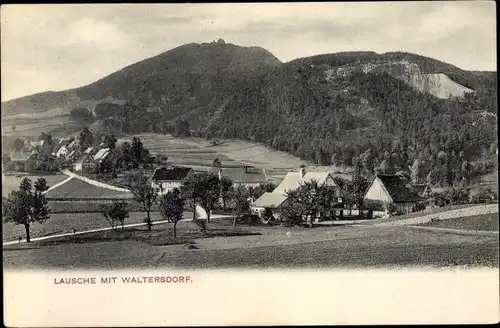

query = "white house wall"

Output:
[[364, 178, 392, 203], [151, 181, 183, 194]]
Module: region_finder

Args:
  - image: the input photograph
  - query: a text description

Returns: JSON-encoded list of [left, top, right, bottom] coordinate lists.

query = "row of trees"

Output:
[[2, 170, 264, 242], [70, 101, 194, 139], [127, 171, 261, 233]]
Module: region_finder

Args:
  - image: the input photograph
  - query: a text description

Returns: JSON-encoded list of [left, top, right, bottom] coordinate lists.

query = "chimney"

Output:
[[245, 166, 248, 173], [299, 165, 306, 178]]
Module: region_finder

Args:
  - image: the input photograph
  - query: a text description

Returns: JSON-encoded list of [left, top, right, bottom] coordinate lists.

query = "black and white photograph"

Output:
[[1, 2, 498, 325]]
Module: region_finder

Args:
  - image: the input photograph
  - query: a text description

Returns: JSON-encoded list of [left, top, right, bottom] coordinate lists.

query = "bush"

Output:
[[383, 202, 398, 216], [414, 202, 426, 212], [280, 213, 303, 227], [192, 218, 207, 231], [469, 187, 498, 204], [238, 214, 262, 226]]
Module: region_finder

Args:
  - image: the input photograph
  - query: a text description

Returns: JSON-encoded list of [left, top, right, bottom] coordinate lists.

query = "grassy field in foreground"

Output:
[[36, 224, 260, 247], [418, 213, 499, 231], [2, 211, 191, 242], [3, 225, 497, 269]]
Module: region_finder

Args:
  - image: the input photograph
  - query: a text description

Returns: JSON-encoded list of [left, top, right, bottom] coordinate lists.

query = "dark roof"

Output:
[[376, 175, 422, 202], [194, 166, 267, 184], [218, 167, 266, 184], [152, 166, 193, 181], [354, 181, 372, 196]]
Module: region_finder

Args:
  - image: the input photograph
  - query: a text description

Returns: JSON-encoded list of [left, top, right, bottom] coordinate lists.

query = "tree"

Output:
[[211, 157, 221, 168], [174, 119, 190, 137], [159, 188, 185, 237], [2, 178, 50, 242], [104, 134, 117, 150], [410, 159, 423, 183], [131, 137, 144, 168], [377, 159, 390, 175], [130, 174, 158, 231], [12, 138, 24, 151], [248, 182, 277, 201], [219, 177, 233, 209], [70, 108, 94, 123], [426, 171, 434, 185], [361, 148, 375, 175], [39, 132, 54, 146], [283, 179, 338, 227], [115, 141, 133, 170], [181, 172, 220, 223], [101, 201, 129, 230], [79, 128, 94, 151], [229, 185, 250, 227], [94, 102, 121, 120], [351, 161, 366, 194], [330, 153, 339, 167]]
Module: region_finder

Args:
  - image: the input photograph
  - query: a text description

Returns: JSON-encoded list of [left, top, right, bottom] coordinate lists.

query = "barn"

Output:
[[362, 175, 423, 215]]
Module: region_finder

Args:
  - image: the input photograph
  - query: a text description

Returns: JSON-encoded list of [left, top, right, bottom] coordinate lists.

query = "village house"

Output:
[[23, 139, 45, 152], [67, 139, 77, 150], [74, 154, 95, 172], [251, 166, 345, 221], [93, 148, 111, 163], [151, 166, 194, 195], [7, 151, 38, 171], [84, 147, 98, 156], [362, 174, 423, 216], [66, 149, 82, 163], [55, 145, 69, 158]]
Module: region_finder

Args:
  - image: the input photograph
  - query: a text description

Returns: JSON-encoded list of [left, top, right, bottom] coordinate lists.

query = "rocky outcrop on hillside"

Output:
[[324, 59, 475, 99], [401, 73, 475, 99]]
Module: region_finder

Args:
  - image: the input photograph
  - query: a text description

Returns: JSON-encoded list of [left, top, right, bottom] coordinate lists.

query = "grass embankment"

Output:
[[418, 213, 499, 231], [366, 204, 489, 224]]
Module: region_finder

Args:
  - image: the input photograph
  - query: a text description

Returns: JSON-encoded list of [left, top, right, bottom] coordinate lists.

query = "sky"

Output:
[[1, 2, 497, 101]]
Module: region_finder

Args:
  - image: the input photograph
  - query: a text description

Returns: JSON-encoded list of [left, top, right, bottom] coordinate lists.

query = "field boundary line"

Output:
[[372, 204, 499, 227], [42, 176, 74, 195], [407, 225, 499, 237], [61, 169, 131, 192]]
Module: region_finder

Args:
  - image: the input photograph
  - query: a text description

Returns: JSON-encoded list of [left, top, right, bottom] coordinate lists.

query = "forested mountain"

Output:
[[2, 42, 497, 187]]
